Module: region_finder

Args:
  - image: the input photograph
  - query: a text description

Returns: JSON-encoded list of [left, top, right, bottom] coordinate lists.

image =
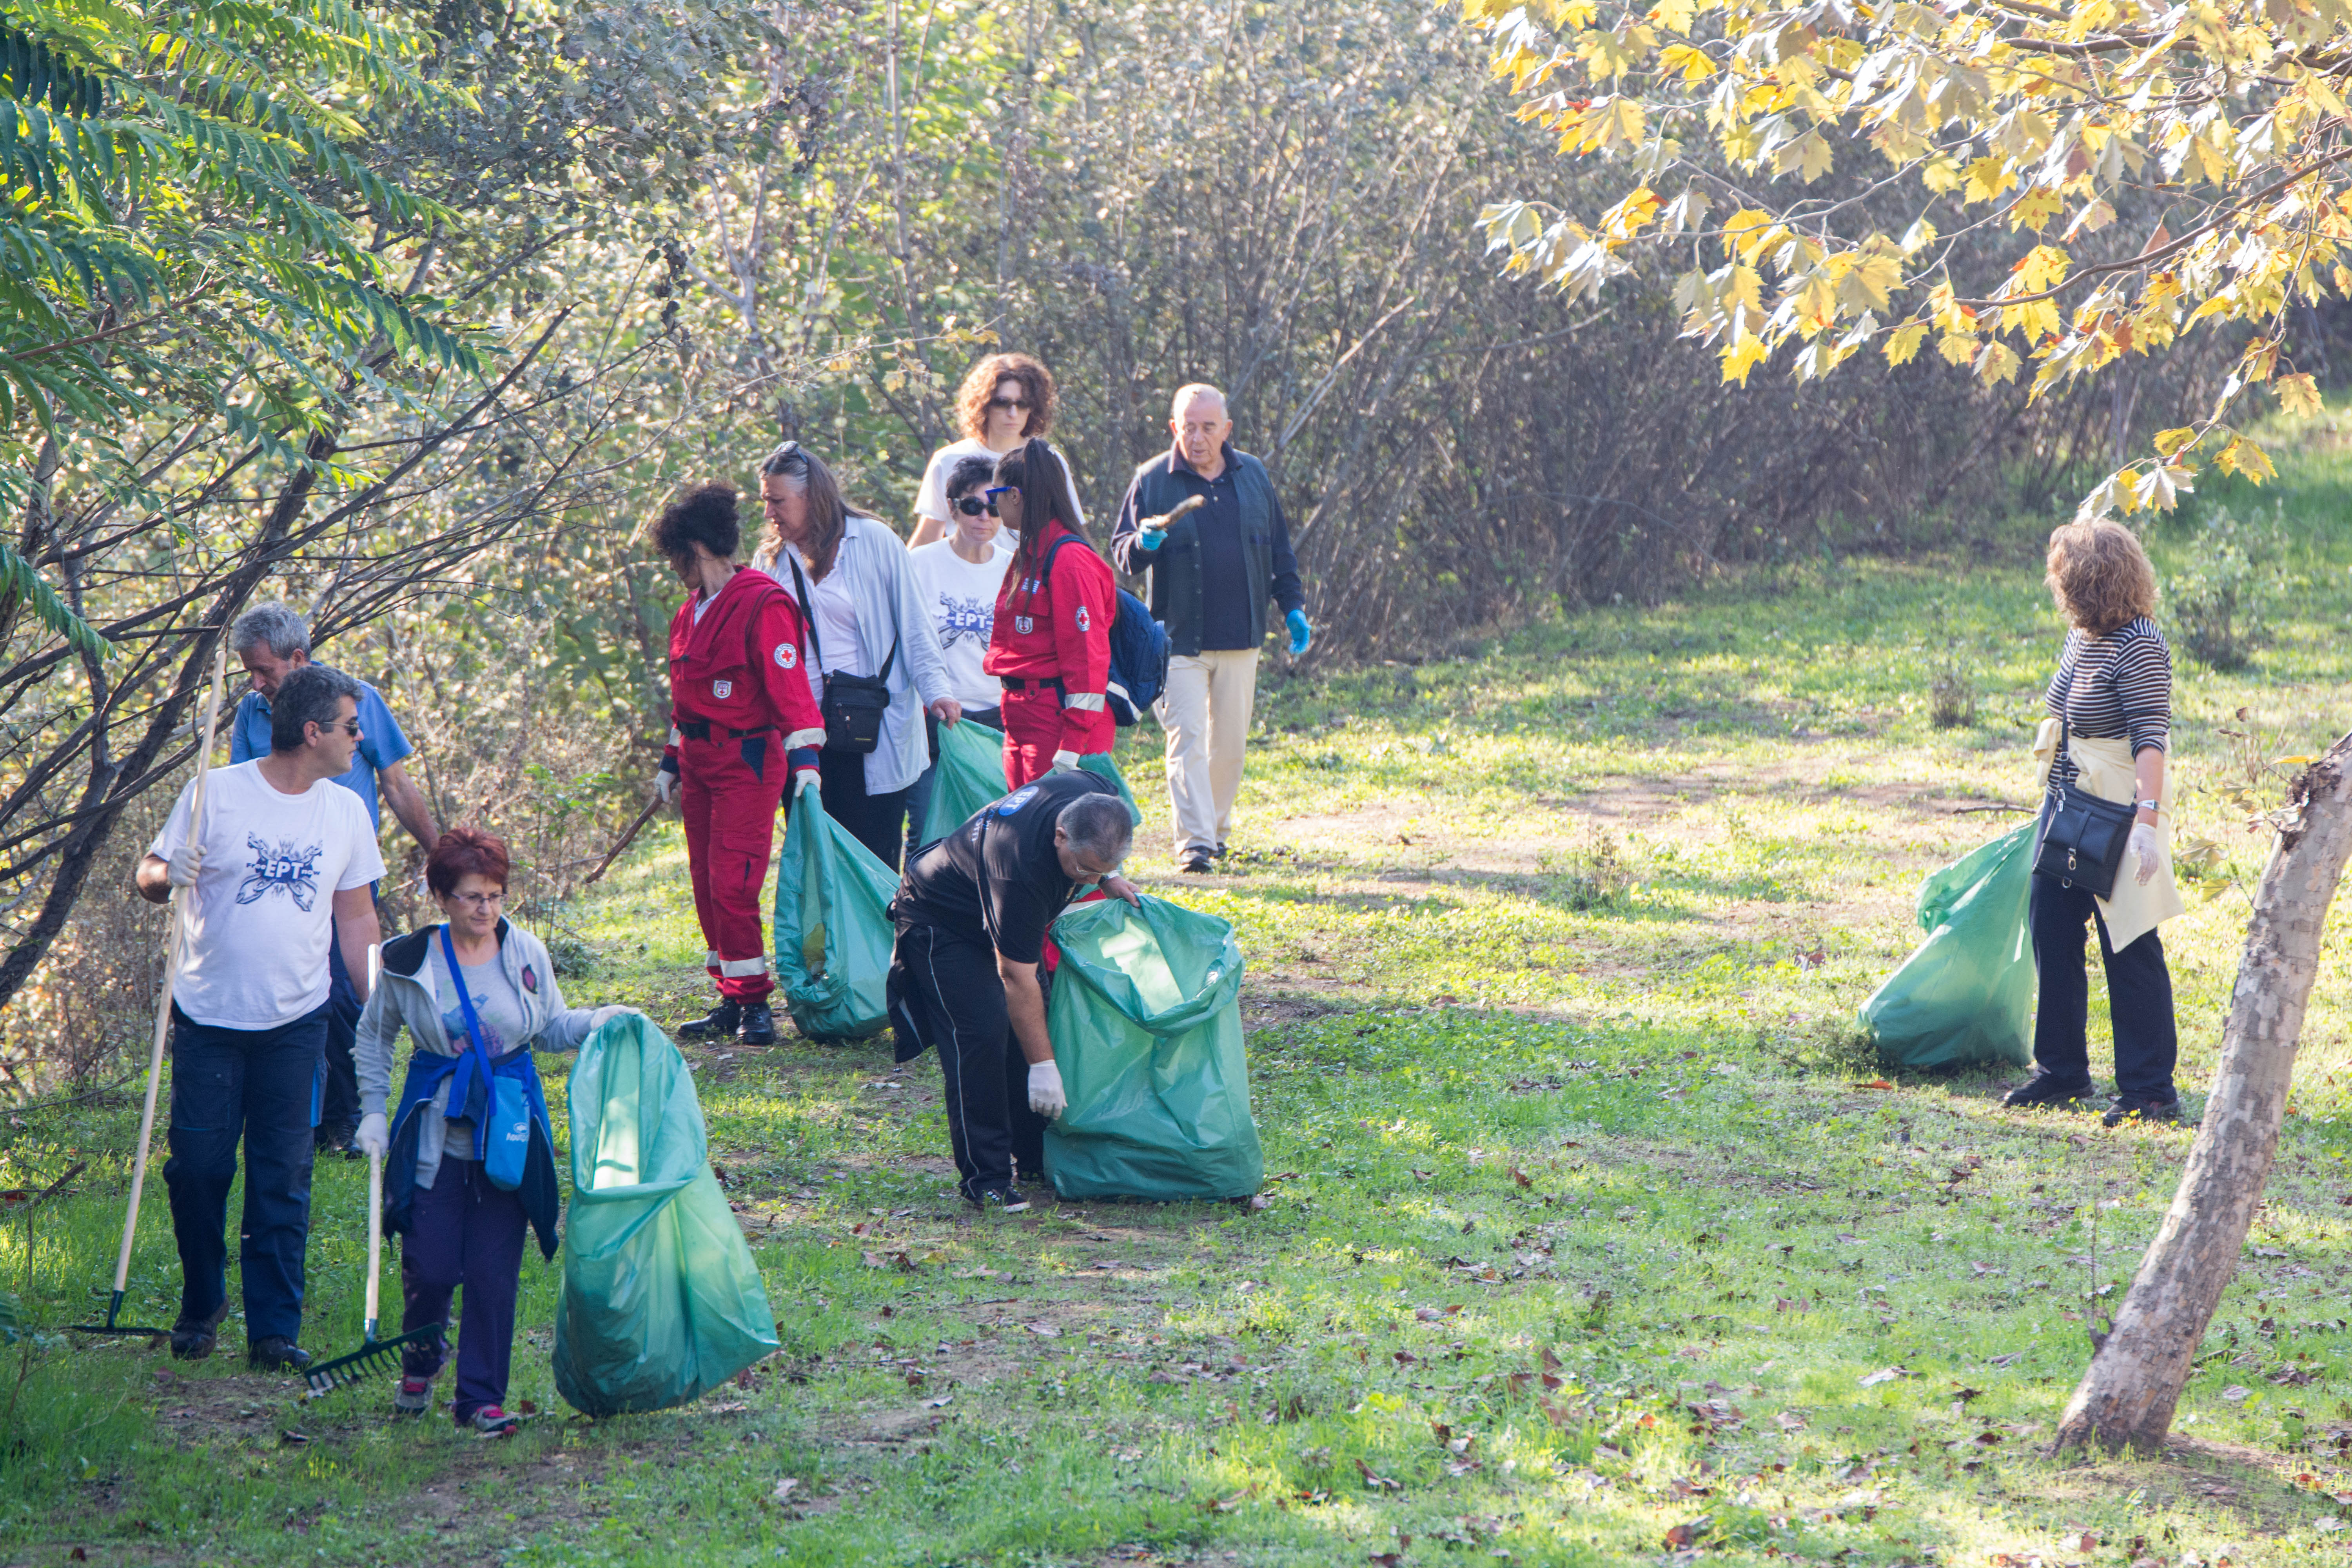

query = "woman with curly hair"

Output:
[[908, 354, 1089, 549], [2002, 519, 2189, 1127]]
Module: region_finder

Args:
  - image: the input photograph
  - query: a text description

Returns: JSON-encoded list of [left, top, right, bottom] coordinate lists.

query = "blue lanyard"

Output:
[[437, 924, 497, 1157]]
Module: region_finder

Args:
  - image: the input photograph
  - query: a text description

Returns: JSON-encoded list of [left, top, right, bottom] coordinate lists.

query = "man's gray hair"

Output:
[[269, 663, 361, 755], [1057, 794, 1133, 863], [231, 603, 310, 661]]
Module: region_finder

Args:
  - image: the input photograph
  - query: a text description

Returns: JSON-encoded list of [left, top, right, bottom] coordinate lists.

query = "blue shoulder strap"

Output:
[[437, 924, 497, 1158]]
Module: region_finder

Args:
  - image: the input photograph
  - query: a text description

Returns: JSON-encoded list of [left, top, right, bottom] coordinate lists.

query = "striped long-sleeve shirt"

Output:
[[2043, 616, 2172, 796]]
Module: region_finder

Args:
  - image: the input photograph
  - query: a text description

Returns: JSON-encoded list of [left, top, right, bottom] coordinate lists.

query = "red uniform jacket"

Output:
[[983, 519, 1114, 755], [661, 567, 826, 770]]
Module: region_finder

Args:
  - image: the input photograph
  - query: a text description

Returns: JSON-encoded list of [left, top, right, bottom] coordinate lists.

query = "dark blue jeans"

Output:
[[2029, 874, 2180, 1102], [399, 1156, 529, 1421], [163, 1002, 330, 1344], [319, 922, 362, 1137]]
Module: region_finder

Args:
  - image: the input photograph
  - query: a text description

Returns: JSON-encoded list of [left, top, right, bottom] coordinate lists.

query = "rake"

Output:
[[303, 1146, 442, 1395], [74, 641, 229, 1341]]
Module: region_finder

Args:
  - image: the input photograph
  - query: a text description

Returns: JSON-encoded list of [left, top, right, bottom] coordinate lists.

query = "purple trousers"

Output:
[[400, 1155, 528, 1420]]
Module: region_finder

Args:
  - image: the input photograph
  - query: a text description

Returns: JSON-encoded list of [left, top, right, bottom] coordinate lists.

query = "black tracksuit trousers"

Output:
[[891, 921, 1046, 1201]]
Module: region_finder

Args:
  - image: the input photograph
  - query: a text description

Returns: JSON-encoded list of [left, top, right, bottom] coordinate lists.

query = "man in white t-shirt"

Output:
[[137, 663, 386, 1371], [903, 456, 1014, 855], [908, 352, 1088, 550]]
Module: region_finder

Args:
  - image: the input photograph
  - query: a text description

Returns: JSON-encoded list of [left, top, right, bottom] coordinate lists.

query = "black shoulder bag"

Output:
[[2032, 648, 2136, 898], [786, 549, 898, 755]]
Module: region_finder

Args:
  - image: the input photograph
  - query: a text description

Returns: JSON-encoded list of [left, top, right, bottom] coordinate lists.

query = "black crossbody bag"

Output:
[[786, 551, 898, 755], [2032, 653, 2136, 898]]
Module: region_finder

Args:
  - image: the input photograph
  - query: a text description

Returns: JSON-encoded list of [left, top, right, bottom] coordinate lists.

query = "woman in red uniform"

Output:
[[650, 482, 826, 1047], [983, 439, 1115, 788]]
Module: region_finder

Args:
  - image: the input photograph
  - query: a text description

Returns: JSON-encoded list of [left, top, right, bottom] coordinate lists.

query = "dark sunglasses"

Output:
[[313, 719, 362, 738], [984, 485, 1018, 504], [986, 396, 1031, 412], [763, 438, 806, 473], [953, 495, 999, 517]]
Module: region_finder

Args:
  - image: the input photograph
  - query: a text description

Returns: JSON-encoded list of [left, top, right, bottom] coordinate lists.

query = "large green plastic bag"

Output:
[[774, 789, 897, 1041], [1858, 820, 2037, 1071], [918, 721, 1008, 846], [1077, 751, 1143, 826], [553, 1014, 777, 1416], [1042, 897, 1262, 1200]]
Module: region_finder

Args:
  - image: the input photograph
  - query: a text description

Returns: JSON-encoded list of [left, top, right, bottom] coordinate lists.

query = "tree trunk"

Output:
[[2056, 730, 2352, 1453]]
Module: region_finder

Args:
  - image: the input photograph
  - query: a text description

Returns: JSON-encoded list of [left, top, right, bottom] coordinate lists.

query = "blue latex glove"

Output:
[[1285, 609, 1312, 656], [1134, 526, 1165, 552]]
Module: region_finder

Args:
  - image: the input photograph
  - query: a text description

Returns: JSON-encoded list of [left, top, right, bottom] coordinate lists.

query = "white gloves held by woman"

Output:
[[1027, 1060, 1066, 1118], [355, 1112, 388, 1158], [2130, 820, 2162, 887]]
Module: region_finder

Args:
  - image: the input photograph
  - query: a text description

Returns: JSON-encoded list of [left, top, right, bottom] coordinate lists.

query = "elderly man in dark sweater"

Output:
[[1110, 384, 1310, 874]]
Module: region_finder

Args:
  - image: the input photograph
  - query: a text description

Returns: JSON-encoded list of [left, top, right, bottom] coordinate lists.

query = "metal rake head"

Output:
[[303, 1325, 441, 1395]]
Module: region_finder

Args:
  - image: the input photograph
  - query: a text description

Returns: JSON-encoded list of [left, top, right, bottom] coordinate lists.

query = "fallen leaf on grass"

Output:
[[1026, 1323, 1061, 1338], [2222, 1385, 2252, 1403], [1853, 1079, 1894, 1091], [923, 1394, 953, 1408], [517, 1399, 539, 1414], [1510, 1166, 1532, 1188], [1198, 1488, 1253, 1514], [1357, 1458, 1400, 1491], [1857, 1367, 1910, 1387], [1663, 1519, 1711, 1548], [1774, 1410, 1808, 1432], [1988, 1351, 2026, 1367], [1410, 1170, 1432, 1183], [771, 1479, 800, 1504], [279, 1430, 310, 1446]]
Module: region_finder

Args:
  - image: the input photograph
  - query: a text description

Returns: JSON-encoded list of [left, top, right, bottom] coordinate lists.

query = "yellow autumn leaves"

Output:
[[1453, 0, 2352, 517]]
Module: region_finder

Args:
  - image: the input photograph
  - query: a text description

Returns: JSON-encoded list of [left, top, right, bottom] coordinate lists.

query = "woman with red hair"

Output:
[[983, 439, 1115, 786], [354, 826, 632, 1436]]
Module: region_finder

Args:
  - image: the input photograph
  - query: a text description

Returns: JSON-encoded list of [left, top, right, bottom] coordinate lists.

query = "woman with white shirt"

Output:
[[908, 354, 1087, 550], [751, 441, 959, 870], [903, 455, 1013, 854]]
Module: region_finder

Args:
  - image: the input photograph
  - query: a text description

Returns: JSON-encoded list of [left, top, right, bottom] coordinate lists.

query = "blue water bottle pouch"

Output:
[[440, 924, 531, 1193]]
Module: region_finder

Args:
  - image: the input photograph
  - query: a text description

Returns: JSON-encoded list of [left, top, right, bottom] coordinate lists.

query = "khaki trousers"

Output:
[[1157, 649, 1258, 855]]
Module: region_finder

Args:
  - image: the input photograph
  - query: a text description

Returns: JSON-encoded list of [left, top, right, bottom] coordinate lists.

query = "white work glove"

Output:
[[590, 1004, 634, 1028], [355, 1112, 388, 1158], [166, 843, 204, 889], [1051, 750, 1080, 773], [2130, 820, 2162, 887], [653, 767, 678, 806], [795, 768, 822, 797], [1027, 1060, 1067, 1118]]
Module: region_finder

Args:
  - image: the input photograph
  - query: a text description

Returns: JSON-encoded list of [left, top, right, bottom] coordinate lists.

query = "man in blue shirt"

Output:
[[227, 604, 441, 1154], [1110, 384, 1310, 875]]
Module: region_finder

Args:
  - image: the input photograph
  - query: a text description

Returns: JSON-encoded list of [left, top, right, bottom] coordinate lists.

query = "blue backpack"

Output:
[[1039, 535, 1170, 727]]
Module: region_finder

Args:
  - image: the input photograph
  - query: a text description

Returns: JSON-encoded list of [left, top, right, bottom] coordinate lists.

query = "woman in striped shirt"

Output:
[[2002, 520, 2188, 1128]]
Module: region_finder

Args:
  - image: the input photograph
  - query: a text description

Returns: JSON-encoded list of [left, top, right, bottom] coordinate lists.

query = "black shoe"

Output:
[[314, 1120, 356, 1153], [171, 1302, 229, 1361], [1180, 850, 1213, 875], [1212, 842, 1229, 860], [968, 1186, 1031, 1214], [679, 1000, 742, 1040], [344, 1143, 366, 1161], [248, 1336, 312, 1372], [737, 1001, 777, 1047], [2102, 1095, 2192, 1129], [2001, 1073, 2097, 1110]]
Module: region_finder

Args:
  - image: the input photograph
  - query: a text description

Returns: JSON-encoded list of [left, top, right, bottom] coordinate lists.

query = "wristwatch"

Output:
[[2135, 798, 2161, 813]]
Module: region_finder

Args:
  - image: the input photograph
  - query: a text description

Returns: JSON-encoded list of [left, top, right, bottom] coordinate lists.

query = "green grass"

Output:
[[0, 426, 2350, 1563]]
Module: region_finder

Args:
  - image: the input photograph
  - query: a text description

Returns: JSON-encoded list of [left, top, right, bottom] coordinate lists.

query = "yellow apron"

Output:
[[2030, 717, 2185, 950]]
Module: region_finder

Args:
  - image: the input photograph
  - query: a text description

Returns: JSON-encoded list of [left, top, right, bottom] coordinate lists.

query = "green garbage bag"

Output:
[[918, 721, 1008, 846], [553, 1013, 778, 1416], [1042, 897, 1261, 1200], [1077, 751, 1143, 826], [774, 789, 897, 1041], [1858, 820, 2037, 1071]]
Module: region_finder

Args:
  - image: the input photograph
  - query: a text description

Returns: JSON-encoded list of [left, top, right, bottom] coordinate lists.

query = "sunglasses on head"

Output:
[[764, 438, 806, 472], [952, 495, 999, 517]]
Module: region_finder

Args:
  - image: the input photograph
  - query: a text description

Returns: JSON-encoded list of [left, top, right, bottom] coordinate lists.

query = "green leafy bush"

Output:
[[2168, 508, 2286, 670]]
